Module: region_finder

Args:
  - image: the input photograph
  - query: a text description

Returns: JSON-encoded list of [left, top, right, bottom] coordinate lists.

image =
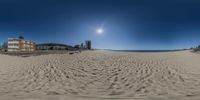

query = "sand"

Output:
[[0, 50, 200, 100]]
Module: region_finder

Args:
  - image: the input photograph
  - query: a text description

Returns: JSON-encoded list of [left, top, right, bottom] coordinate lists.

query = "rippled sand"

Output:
[[0, 50, 200, 100]]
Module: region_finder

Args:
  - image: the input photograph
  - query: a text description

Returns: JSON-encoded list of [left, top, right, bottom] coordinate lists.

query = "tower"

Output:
[[85, 40, 91, 50]]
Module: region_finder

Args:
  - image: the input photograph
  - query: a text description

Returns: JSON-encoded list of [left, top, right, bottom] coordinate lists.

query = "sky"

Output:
[[0, 0, 200, 50]]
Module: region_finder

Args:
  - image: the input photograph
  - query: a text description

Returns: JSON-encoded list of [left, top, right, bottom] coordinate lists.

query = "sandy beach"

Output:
[[0, 50, 200, 100]]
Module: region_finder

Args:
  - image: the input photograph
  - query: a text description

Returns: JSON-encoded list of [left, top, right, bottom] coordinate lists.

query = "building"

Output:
[[80, 43, 84, 49], [7, 37, 35, 52], [85, 40, 91, 49], [74, 44, 80, 49], [36, 43, 72, 50]]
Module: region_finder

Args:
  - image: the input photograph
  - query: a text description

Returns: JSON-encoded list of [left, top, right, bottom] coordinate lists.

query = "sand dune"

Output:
[[0, 50, 200, 100]]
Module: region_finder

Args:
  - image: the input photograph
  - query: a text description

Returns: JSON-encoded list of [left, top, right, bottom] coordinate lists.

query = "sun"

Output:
[[96, 28, 104, 34]]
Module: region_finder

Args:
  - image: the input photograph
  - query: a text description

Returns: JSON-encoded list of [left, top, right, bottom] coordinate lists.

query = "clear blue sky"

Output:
[[0, 0, 200, 50]]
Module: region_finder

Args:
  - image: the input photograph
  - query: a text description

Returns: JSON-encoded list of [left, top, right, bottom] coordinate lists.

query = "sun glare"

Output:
[[96, 28, 104, 34]]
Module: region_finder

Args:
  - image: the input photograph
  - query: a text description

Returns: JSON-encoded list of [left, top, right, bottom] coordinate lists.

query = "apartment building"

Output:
[[36, 43, 72, 50], [85, 40, 91, 50], [8, 38, 35, 52]]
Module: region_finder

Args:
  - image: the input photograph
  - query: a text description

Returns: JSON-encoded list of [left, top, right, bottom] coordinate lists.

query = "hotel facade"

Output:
[[7, 38, 35, 52]]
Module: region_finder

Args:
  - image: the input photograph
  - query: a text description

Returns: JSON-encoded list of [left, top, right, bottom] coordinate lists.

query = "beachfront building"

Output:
[[81, 43, 84, 49], [7, 37, 35, 52], [85, 40, 92, 49], [74, 44, 80, 49], [36, 43, 73, 50]]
